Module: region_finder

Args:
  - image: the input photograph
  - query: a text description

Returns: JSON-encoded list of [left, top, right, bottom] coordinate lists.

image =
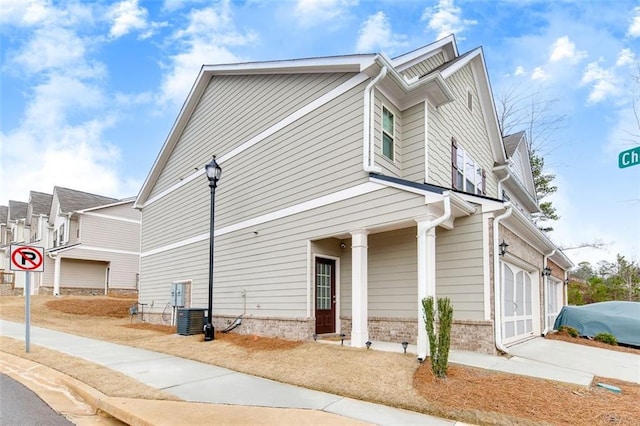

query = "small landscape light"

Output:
[[313, 333, 317, 342], [402, 341, 408, 353], [340, 333, 346, 345], [365, 341, 372, 349]]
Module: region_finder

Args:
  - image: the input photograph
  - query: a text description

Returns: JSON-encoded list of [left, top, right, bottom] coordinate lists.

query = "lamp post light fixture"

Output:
[[204, 155, 222, 342], [542, 267, 552, 277], [401, 341, 409, 353], [499, 240, 509, 256]]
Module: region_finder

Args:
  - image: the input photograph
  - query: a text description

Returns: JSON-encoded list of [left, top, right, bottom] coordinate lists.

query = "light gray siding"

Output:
[[374, 92, 402, 176], [142, 80, 369, 252], [401, 102, 426, 181], [141, 186, 432, 319], [436, 212, 485, 320], [55, 247, 138, 290], [81, 214, 140, 252], [150, 73, 356, 198], [427, 64, 499, 197], [401, 52, 447, 79]]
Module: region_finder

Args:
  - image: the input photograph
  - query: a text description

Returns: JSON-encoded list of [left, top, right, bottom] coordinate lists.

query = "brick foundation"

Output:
[[38, 287, 105, 296], [341, 316, 496, 354]]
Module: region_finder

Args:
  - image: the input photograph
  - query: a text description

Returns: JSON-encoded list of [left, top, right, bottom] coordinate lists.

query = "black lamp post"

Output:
[[204, 155, 221, 342]]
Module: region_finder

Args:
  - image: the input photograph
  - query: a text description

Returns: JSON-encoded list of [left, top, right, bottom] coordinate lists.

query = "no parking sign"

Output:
[[10, 245, 45, 272]]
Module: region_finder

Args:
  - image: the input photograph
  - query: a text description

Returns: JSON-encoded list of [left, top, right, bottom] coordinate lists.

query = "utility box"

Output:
[[176, 308, 206, 336], [170, 282, 186, 307]]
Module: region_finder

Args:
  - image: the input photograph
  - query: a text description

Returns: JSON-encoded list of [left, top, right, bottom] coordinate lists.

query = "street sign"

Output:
[[618, 146, 640, 169], [10, 245, 45, 272]]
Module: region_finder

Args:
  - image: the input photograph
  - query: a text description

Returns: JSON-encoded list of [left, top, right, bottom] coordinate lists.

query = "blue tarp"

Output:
[[553, 301, 640, 347]]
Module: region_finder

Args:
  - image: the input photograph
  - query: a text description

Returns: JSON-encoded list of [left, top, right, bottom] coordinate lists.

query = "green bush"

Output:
[[593, 332, 618, 346], [558, 325, 579, 337], [422, 296, 454, 378]]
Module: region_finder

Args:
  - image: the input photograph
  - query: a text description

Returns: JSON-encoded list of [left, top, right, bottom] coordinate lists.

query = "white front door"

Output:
[[502, 263, 535, 344]]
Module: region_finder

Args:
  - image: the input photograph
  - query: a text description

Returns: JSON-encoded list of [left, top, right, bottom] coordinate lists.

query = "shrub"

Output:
[[422, 296, 454, 378], [558, 325, 579, 338], [593, 332, 618, 346]]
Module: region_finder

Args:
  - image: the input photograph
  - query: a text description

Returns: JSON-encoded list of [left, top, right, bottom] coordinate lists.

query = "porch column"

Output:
[[416, 218, 438, 360], [53, 256, 61, 296], [351, 229, 369, 348]]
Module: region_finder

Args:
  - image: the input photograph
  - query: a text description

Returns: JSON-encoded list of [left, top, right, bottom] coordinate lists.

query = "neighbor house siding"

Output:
[[80, 213, 140, 252], [142, 80, 368, 253], [56, 247, 138, 290], [401, 52, 447, 79], [141, 186, 432, 319], [60, 258, 107, 289], [149, 72, 356, 198], [427, 64, 499, 197], [436, 212, 485, 320]]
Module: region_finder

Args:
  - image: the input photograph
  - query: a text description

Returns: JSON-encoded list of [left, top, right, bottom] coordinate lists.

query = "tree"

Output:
[[496, 86, 565, 231], [569, 255, 640, 303]]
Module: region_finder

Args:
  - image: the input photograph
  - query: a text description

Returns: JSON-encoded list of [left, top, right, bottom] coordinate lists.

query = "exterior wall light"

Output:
[[542, 267, 552, 277], [499, 240, 509, 256]]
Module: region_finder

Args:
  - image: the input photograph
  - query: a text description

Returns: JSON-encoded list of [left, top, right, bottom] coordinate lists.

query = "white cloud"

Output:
[[0, 0, 51, 27], [158, 2, 256, 106], [107, 0, 150, 39], [615, 48, 635, 67], [355, 11, 407, 53], [421, 0, 476, 41], [581, 59, 622, 103], [514, 65, 526, 76], [294, 0, 357, 27], [11, 27, 87, 74], [531, 66, 549, 81], [628, 6, 640, 38], [549, 36, 587, 64]]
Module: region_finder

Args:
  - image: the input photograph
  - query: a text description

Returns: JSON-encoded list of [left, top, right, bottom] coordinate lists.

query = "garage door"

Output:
[[502, 263, 535, 344], [60, 258, 108, 290]]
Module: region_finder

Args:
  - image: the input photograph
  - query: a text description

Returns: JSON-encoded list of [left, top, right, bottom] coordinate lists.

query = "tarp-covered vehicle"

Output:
[[553, 301, 640, 347]]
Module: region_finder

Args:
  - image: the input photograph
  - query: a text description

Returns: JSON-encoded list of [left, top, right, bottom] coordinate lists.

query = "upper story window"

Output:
[[467, 90, 473, 112], [53, 230, 58, 248], [382, 106, 395, 161], [59, 223, 65, 245], [451, 138, 486, 195]]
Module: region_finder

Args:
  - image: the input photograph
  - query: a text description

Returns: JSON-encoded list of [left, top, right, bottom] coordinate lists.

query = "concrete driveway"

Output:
[[509, 338, 640, 384]]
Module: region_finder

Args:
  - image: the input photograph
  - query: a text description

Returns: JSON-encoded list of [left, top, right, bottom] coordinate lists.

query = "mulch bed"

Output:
[[546, 331, 640, 355], [45, 297, 133, 318]]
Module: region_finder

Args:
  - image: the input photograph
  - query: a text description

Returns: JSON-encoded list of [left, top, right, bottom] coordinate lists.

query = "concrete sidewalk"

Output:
[[0, 320, 460, 426]]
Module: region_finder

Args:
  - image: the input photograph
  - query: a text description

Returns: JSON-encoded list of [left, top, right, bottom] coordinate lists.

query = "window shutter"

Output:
[[451, 138, 458, 188]]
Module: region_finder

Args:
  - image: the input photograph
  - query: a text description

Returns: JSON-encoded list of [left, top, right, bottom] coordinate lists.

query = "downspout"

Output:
[[494, 163, 510, 199], [541, 249, 555, 336], [493, 202, 512, 354], [363, 66, 387, 173], [416, 193, 451, 361]]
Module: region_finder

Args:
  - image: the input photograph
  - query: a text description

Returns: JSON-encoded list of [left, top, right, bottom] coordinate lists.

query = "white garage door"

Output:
[[502, 263, 535, 344]]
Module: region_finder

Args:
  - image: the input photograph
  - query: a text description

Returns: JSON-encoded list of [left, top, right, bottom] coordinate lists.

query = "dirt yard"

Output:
[[1, 295, 639, 426]]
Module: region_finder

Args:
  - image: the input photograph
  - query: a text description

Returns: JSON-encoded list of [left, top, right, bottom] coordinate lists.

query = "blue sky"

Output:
[[1, 0, 639, 267]]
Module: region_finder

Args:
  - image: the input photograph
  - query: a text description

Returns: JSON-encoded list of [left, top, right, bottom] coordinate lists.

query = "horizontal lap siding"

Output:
[[141, 187, 429, 319], [142, 82, 367, 252], [150, 73, 354, 198], [99, 203, 140, 221], [402, 103, 425, 181], [436, 213, 485, 320], [427, 64, 498, 197], [374, 94, 401, 176], [81, 215, 140, 253]]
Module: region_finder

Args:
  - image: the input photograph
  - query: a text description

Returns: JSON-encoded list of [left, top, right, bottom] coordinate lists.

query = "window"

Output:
[[467, 90, 473, 112], [53, 230, 58, 248], [451, 138, 486, 195], [382, 106, 395, 161], [59, 223, 65, 245]]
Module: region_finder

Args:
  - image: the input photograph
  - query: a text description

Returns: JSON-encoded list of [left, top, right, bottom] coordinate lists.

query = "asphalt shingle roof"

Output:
[[29, 191, 53, 216], [503, 131, 525, 157], [55, 187, 119, 213], [8, 200, 28, 221]]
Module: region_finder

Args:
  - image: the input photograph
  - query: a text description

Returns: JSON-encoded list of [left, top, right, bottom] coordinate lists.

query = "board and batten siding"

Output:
[[435, 212, 485, 320], [400, 52, 447, 79], [427, 64, 499, 198], [60, 258, 107, 289], [149, 72, 356, 198], [141, 81, 368, 253], [141, 186, 433, 319]]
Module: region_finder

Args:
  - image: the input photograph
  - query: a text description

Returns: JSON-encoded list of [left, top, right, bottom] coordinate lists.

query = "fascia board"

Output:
[[503, 177, 541, 213], [392, 34, 457, 70], [201, 55, 376, 75], [77, 199, 135, 214]]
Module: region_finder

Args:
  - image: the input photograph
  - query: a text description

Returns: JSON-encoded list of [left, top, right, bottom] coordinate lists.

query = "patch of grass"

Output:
[[558, 325, 579, 337]]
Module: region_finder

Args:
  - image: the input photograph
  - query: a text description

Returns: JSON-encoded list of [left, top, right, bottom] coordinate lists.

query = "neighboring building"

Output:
[[134, 35, 572, 356], [4, 200, 29, 291], [0, 205, 14, 294], [25, 191, 54, 293], [42, 187, 141, 296]]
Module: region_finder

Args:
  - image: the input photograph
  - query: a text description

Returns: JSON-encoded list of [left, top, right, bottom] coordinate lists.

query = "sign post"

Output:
[[10, 245, 45, 353], [618, 146, 640, 169]]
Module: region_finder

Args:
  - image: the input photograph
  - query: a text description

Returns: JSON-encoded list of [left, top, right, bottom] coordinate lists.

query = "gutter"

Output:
[[416, 193, 451, 361], [541, 249, 555, 336], [493, 202, 512, 354], [362, 66, 387, 173]]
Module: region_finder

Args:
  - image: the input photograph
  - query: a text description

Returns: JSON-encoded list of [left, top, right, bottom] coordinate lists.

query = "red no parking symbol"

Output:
[[10, 245, 44, 272]]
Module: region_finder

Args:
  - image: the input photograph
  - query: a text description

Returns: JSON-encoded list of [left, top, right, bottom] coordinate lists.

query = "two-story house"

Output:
[[42, 187, 141, 296], [134, 35, 572, 357]]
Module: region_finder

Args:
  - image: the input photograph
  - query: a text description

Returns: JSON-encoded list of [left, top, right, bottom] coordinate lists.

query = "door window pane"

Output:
[[316, 263, 331, 310]]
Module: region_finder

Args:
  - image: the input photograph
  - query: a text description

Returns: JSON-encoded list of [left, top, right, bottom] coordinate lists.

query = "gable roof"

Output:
[[29, 191, 53, 216], [54, 187, 119, 214], [503, 131, 526, 157], [8, 200, 28, 221], [0, 205, 7, 224]]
